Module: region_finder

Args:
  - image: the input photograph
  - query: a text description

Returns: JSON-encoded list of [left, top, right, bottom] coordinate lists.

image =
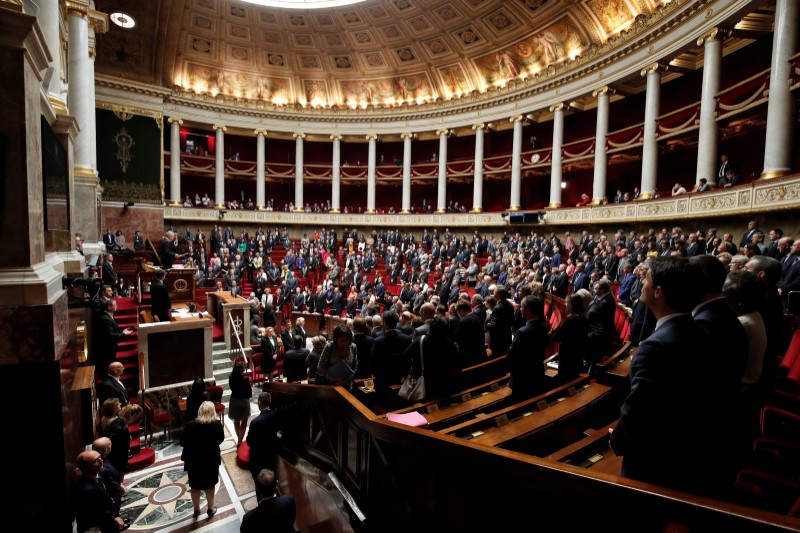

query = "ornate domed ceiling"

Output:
[[95, 0, 673, 109]]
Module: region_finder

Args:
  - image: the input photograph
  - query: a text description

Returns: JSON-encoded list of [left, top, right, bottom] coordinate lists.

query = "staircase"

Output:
[[212, 341, 238, 403]]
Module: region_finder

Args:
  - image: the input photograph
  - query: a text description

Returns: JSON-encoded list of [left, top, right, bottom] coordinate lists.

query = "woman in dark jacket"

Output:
[[180, 401, 225, 519], [228, 357, 253, 446], [403, 316, 460, 401], [552, 294, 590, 381], [185, 378, 210, 422], [100, 402, 143, 476], [260, 326, 280, 382]]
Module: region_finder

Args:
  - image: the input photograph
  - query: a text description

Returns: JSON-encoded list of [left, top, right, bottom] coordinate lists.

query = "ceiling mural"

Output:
[[94, 0, 669, 108]]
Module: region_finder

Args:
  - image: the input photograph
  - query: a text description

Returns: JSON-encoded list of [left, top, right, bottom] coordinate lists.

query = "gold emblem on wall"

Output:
[[113, 128, 135, 174], [173, 278, 189, 292]]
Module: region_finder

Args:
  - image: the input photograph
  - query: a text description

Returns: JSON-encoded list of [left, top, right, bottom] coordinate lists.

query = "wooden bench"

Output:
[[460, 354, 509, 390], [461, 381, 612, 452], [439, 375, 592, 438], [388, 375, 513, 430], [544, 421, 622, 476]]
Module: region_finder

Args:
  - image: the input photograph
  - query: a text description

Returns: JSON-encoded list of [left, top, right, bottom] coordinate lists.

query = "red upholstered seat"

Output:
[[778, 331, 800, 378], [143, 399, 172, 444], [236, 441, 250, 470], [127, 448, 156, 473], [207, 385, 226, 422], [251, 353, 265, 385]]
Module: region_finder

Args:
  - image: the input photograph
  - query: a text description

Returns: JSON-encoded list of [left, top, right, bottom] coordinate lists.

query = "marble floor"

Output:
[[89, 388, 355, 533]]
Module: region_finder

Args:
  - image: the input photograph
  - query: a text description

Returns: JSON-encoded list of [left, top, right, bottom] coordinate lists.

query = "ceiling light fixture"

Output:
[[109, 12, 135, 29]]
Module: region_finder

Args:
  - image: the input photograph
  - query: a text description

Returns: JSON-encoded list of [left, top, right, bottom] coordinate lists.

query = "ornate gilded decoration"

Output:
[[113, 128, 135, 173], [173, 278, 189, 292]]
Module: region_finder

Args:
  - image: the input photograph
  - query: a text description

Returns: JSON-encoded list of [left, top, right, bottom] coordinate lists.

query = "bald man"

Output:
[[74, 450, 125, 532], [93, 437, 126, 516], [411, 302, 436, 341], [97, 362, 129, 406]]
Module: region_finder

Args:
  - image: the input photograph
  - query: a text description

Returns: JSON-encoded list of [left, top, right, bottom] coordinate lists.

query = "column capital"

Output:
[[365, 134, 379, 141], [697, 27, 729, 46], [293, 132, 305, 140], [254, 129, 267, 136], [330, 134, 343, 141], [471, 123, 486, 131], [436, 128, 450, 137], [509, 115, 524, 123], [213, 124, 226, 132], [640, 62, 668, 77], [400, 132, 414, 140], [549, 103, 565, 113], [88, 9, 109, 34], [592, 86, 614, 98], [65, 0, 89, 19], [168, 117, 184, 126]]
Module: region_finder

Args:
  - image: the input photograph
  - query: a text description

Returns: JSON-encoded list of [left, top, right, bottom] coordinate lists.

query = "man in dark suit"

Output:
[[101, 254, 118, 288], [73, 450, 126, 533], [97, 362, 129, 407], [149, 268, 172, 323], [352, 317, 375, 379], [159, 230, 184, 267], [739, 220, 759, 251], [92, 299, 134, 377], [486, 286, 514, 357], [370, 310, 412, 411], [283, 335, 310, 383], [455, 300, 487, 368], [550, 264, 569, 298], [246, 392, 282, 500], [777, 239, 800, 301], [331, 287, 344, 316], [470, 294, 487, 326], [92, 437, 126, 518], [610, 257, 726, 497], [586, 279, 616, 361], [241, 469, 296, 533], [507, 295, 549, 402], [102, 229, 115, 251]]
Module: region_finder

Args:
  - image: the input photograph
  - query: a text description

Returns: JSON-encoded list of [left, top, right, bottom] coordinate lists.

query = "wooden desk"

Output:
[[325, 315, 348, 336], [468, 383, 611, 448], [293, 312, 322, 336], [206, 291, 252, 352]]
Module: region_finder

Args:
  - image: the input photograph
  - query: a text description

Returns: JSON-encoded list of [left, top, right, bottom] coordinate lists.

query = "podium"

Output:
[[206, 291, 251, 353]]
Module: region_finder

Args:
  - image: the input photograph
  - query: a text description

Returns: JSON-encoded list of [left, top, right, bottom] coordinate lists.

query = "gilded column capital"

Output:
[[293, 132, 305, 140], [400, 132, 414, 140], [471, 123, 485, 131], [549, 103, 565, 113], [509, 115, 523, 123], [697, 27, 729, 46], [88, 9, 109, 34], [64, 0, 89, 19], [640, 63, 668, 77], [254, 129, 267, 137], [330, 134, 343, 141], [365, 134, 379, 141], [436, 128, 450, 137], [213, 124, 227, 132], [168, 117, 184, 126], [592, 86, 614, 98]]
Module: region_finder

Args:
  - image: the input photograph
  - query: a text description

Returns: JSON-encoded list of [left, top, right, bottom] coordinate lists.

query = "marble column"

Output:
[[639, 63, 666, 200], [0, 4, 53, 275], [436, 128, 449, 213], [401, 132, 412, 213], [509, 116, 523, 211], [330, 134, 342, 213], [592, 87, 611, 204], [67, 1, 107, 245], [472, 123, 485, 213], [255, 130, 266, 209], [548, 104, 565, 208], [169, 117, 182, 205], [762, 0, 798, 179], [38, 0, 67, 111], [293, 133, 305, 211], [366, 134, 378, 213], [213, 124, 226, 207], [696, 28, 724, 185]]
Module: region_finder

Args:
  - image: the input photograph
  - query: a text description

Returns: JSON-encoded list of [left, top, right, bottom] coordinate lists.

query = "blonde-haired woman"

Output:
[[180, 401, 224, 519]]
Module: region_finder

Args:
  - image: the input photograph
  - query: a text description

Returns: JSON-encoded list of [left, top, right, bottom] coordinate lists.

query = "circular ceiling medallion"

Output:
[[109, 12, 136, 29]]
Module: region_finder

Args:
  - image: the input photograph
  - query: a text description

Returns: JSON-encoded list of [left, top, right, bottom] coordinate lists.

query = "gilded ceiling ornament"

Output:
[[113, 110, 134, 122], [113, 128, 135, 174]]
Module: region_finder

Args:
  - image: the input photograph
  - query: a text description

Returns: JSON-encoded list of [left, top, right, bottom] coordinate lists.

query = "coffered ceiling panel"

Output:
[[93, 0, 768, 110]]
